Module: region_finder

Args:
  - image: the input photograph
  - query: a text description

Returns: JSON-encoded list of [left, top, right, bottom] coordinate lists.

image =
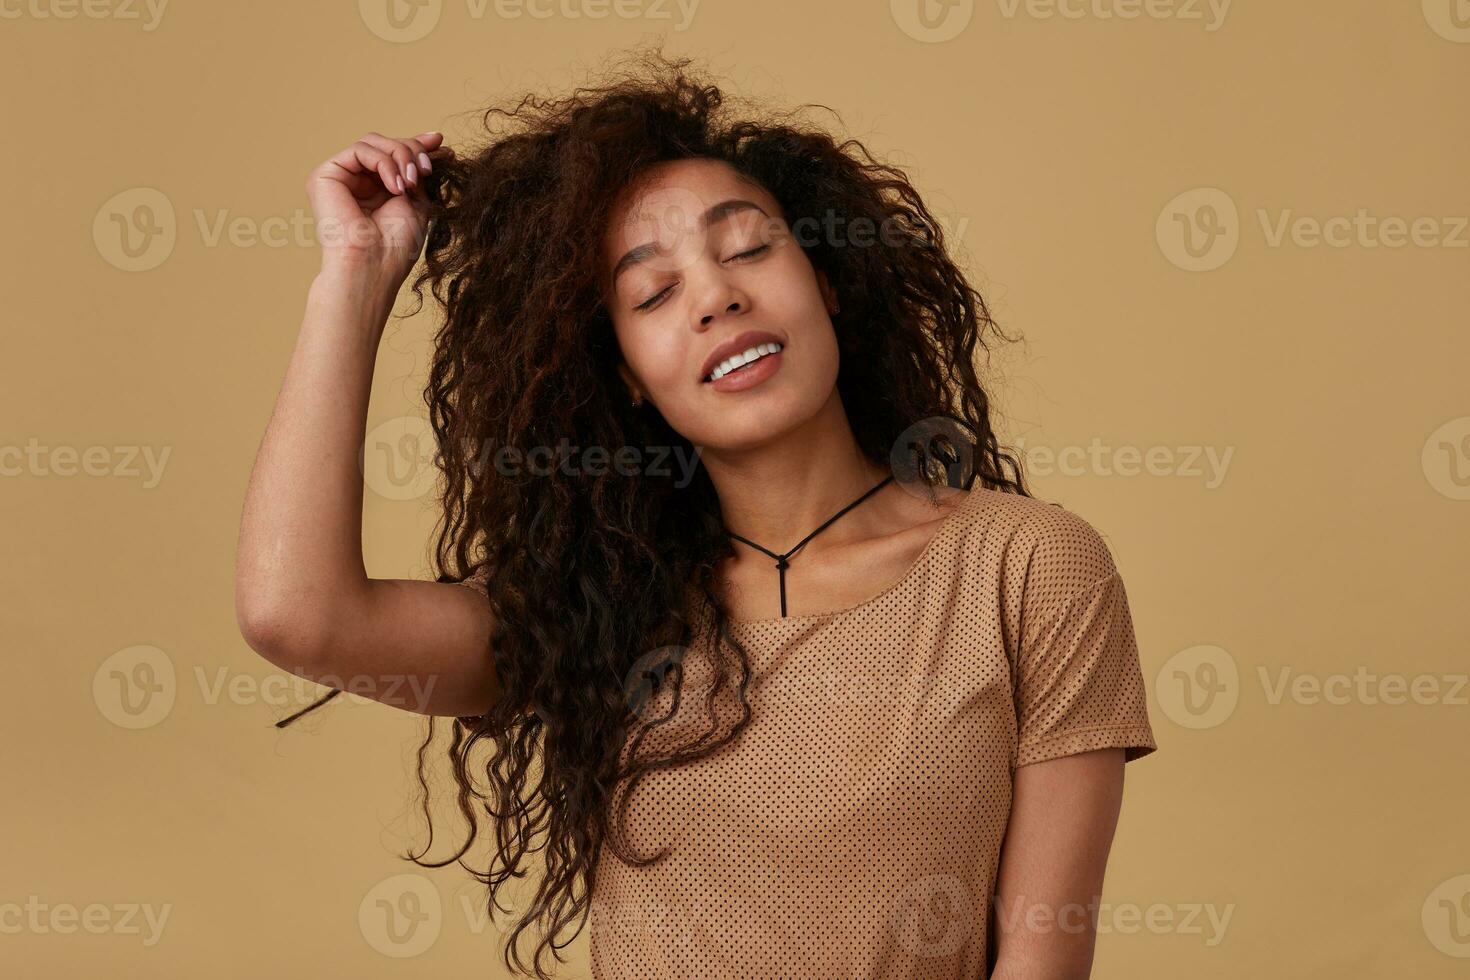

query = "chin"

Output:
[[696, 396, 821, 452]]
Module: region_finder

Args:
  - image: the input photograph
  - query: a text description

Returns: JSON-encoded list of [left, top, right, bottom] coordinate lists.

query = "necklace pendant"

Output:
[[721, 474, 895, 621]]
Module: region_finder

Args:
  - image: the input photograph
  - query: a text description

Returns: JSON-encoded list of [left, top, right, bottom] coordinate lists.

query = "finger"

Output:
[[311, 141, 403, 197], [355, 132, 411, 193], [397, 136, 439, 183], [389, 132, 448, 179], [411, 131, 445, 174], [358, 132, 426, 193]]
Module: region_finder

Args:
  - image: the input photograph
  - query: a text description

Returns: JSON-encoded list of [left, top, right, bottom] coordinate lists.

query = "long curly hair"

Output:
[[279, 44, 1030, 979]]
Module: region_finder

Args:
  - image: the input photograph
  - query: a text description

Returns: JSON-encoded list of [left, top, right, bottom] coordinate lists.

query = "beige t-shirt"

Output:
[[462, 483, 1159, 976]]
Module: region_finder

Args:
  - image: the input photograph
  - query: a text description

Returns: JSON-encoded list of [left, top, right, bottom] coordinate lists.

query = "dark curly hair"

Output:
[[278, 43, 1030, 979]]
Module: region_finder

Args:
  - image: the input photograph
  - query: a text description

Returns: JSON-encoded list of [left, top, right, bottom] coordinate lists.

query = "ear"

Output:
[[815, 269, 839, 315]]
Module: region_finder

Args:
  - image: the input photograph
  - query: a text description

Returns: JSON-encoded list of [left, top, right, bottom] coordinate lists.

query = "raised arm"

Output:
[[234, 131, 499, 719]]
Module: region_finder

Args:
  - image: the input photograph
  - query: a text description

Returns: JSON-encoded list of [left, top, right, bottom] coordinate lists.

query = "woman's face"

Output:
[[601, 157, 839, 451]]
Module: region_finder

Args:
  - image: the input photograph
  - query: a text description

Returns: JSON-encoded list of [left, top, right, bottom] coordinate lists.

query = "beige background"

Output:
[[4, 1, 1468, 976]]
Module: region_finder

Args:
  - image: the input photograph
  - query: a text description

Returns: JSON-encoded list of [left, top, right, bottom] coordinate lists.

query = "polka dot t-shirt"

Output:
[[582, 484, 1158, 978], [459, 484, 1158, 976]]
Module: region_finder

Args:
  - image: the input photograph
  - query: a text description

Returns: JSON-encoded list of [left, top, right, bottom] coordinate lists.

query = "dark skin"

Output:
[[601, 156, 969, 621], [239, 138, 1127, 974], [602, 156, 1130, 974]]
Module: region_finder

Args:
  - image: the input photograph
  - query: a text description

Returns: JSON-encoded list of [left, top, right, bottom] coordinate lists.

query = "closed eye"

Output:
[[633, 244, 773, 312], [729, 243, 771, 262]]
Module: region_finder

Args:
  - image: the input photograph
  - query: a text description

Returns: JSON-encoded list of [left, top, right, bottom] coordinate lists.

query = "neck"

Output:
[[699, 390, 891, 553]]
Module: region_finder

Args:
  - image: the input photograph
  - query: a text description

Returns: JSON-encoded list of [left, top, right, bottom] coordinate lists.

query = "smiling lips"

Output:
[[700, 329, 786, 392], [706, 341, 783, 381], [704, 344, 784, 392]]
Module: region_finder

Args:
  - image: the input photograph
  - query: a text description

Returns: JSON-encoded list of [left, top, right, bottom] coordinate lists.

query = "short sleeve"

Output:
[[454, 565, 492, 728], [458, 565, 489, 597], [1011, 512, 1157, 768]]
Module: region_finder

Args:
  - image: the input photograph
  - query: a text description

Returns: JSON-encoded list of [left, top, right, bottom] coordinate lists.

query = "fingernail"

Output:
[[406, 162, 418, 185], [418, 151, 432, 173], [395, 173, 404, 193]]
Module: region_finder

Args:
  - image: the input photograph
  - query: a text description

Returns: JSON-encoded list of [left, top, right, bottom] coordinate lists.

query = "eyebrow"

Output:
[[609, 198, 769, 287]]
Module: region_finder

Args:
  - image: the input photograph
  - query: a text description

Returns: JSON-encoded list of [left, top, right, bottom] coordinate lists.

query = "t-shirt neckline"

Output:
[[721, 483, 981, 629]]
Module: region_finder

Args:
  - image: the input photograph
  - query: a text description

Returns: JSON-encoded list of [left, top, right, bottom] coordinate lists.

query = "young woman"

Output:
[[235, 49, 1157, 980]]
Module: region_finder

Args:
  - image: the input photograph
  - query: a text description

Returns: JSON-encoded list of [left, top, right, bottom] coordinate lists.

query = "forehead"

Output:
[[602, 158, 776, 259]]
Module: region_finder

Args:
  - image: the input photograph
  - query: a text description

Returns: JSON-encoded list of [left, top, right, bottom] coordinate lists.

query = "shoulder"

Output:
[[954, 484, 1122, 601]]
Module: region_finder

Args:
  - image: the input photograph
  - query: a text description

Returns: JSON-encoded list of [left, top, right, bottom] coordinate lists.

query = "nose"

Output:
[[699, 297, 743, 326], [687, 258, 749, 328]]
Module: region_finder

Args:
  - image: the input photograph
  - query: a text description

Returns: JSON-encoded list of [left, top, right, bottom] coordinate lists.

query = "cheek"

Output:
[[616, 318, 689, 392], [767, 250, 830, 319]]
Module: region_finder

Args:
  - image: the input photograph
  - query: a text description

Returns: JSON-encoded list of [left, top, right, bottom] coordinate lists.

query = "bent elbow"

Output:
[[235, 591, 330, 673]]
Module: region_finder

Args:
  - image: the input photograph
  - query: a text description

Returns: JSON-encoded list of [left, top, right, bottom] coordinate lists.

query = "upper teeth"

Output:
[[708, 342, 782, 382]]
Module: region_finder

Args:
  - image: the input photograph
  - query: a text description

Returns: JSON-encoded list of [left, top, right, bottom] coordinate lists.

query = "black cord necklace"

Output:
[[724, 474, 895, 618]]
